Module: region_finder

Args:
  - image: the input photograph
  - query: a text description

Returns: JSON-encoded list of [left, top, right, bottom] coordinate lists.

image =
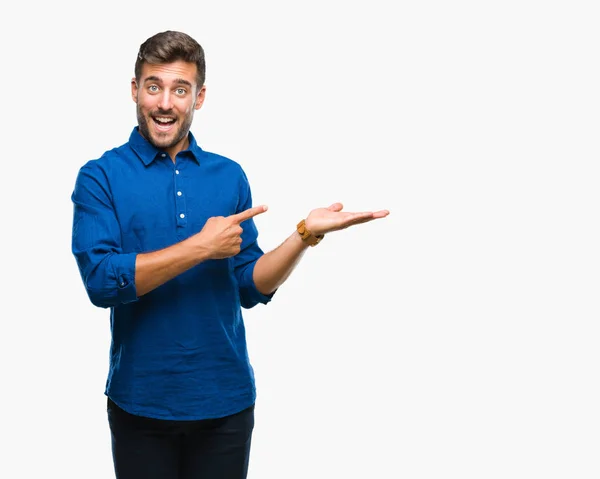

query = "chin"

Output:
[[150, 130, 176, 146]]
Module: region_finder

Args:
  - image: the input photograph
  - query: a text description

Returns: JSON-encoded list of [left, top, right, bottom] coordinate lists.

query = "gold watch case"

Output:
[[296, 219, 324, 247]]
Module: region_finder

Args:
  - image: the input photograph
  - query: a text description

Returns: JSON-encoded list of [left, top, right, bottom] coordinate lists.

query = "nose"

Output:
[[157, 92, 173, 112]]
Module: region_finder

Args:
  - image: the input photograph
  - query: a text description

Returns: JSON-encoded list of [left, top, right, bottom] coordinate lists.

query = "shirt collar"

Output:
[[128, 126, 203, 165]]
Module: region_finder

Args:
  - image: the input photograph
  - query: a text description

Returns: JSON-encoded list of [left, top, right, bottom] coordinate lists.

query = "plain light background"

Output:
[[2, 1, 599, 478]]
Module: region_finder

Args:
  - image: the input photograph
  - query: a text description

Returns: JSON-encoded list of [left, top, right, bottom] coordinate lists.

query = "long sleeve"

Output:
[[71, 163, 138, 308], [233, 169, 275, 309]]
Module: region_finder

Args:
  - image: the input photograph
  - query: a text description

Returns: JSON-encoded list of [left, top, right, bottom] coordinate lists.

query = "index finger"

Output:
[[229, 205, 269, 224]]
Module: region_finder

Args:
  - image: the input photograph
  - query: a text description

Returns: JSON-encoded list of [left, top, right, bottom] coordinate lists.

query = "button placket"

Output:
[[174, 166, 187, 227]]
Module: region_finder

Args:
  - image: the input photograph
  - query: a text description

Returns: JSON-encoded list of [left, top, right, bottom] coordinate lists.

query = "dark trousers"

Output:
[[107, 398, 255, 479]]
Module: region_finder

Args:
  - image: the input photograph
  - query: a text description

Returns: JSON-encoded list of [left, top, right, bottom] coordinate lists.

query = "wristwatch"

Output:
[[296, 219, 324, 247]]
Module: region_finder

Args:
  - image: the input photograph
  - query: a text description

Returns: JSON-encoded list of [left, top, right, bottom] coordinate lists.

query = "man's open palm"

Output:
[[305, 202, 389, 236]]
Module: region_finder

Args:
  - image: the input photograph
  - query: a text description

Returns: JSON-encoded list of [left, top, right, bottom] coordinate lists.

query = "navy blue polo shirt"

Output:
[[71, 127, 273, 420]]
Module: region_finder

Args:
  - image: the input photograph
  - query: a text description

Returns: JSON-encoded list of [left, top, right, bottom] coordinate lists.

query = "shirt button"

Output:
[[161, 153, 166, 158], [175, 170, 180, 175], [180, 213, 185, 219], [177, 191, 182, 196]]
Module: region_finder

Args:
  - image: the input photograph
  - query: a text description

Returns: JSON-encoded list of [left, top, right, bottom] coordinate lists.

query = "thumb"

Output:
[[328, 202, 343, 212]]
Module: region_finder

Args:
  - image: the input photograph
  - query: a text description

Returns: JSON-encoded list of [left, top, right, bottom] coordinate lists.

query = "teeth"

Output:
[[155, 117, 174, 123]]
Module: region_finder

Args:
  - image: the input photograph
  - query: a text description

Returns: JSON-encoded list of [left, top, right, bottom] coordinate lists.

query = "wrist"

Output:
[[186, 234, 213, 262], [296, 219, 324, 247]]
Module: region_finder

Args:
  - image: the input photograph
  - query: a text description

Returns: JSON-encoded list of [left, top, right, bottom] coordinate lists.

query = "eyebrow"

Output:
[[143, 76, 193, 88]]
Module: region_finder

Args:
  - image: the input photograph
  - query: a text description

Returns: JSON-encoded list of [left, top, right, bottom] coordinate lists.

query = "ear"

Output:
[[194, 85, 207, 111], [131, 77, 138, 103]]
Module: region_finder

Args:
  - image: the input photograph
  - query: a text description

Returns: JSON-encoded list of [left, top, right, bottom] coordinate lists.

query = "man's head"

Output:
[[132, 31, 207, 158]]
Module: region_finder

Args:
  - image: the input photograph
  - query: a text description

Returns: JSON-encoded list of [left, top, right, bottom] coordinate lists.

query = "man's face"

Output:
[[132, 60, 205, 157]]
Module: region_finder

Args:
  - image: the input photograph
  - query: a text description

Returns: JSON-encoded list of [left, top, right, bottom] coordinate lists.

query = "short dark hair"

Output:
[[135, 30, 206, 88]]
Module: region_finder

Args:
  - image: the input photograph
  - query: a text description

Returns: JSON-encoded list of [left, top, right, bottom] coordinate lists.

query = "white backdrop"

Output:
[[2, 1, 599, 478]]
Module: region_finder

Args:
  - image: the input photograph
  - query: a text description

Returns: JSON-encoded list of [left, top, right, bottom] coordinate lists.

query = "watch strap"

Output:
[[296, 219, 324, 247]]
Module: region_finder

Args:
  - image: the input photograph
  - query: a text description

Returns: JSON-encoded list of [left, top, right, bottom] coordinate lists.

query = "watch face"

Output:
[[297, 219, 321, 245], [297, 221, 308, 236]]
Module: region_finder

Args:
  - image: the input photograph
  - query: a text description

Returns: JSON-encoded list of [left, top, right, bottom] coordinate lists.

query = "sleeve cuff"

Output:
[[239, 260, 275, 308], [112, 252, 138, 304]]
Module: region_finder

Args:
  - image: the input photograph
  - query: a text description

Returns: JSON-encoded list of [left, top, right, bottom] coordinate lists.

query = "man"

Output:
[[71, 30, 389, 479]]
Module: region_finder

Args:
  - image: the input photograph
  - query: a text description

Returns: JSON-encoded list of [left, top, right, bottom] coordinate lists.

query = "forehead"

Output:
[[139, 60, 198, 86]]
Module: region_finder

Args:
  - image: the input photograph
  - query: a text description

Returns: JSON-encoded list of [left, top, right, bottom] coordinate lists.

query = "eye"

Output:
[[148, 85, 159, 93], [175, 88, 187, 96]]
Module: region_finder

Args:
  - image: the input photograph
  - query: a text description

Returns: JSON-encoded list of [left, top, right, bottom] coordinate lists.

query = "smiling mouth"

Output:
[[152, 116, 176, 131]]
